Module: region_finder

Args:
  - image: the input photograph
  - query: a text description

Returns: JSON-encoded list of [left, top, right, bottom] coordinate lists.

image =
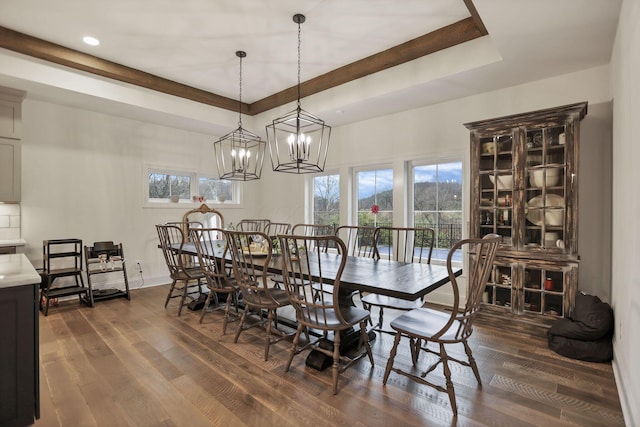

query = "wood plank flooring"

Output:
[[33, 285, 625, 427]]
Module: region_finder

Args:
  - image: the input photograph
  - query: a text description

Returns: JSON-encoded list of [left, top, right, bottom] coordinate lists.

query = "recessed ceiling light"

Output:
[[83, 36, 100, 46]]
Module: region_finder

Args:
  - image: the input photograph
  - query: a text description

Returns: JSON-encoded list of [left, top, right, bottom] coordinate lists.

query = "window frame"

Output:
[[353, 164, 394, 227], [409, 157, 464, 265], [143, 164, 242, 208], [309, 171, 341, 228]]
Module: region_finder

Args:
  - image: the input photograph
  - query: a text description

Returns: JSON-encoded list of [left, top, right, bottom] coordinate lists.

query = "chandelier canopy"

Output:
[[214, 50, 266, 181], [266, 13, 331, 174]]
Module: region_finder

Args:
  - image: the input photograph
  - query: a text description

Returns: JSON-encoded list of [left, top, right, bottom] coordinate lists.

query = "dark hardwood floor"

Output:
[[33, 285, 625, 427]]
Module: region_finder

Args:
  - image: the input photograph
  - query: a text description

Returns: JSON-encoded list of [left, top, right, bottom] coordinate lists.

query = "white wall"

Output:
[[259, 65, 613, 304], [611, 0, 640, 424], [19, 99, 261, 287], [19, 64, 613, 295]]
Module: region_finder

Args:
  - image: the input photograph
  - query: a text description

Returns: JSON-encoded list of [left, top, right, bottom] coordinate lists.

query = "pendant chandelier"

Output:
[[214, 51, 266, 181], [266, 13, 331, 174]]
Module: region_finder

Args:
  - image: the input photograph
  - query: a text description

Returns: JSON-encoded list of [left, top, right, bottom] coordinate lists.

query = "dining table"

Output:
[[181, 241, 460, 301], [178, 241, 462, 369]]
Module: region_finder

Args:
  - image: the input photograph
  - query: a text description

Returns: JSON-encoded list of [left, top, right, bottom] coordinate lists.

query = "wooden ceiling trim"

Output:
[[0, 25, 242, 112], [0, 0, 487, 116], [249, 17, 485, 115]]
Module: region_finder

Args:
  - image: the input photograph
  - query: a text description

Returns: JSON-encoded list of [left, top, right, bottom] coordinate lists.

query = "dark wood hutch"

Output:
[[465, 102, 588, 331]]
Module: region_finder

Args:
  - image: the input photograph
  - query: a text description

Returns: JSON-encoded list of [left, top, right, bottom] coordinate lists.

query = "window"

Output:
[[313, 174, 340, 227], [198, 176, 233, 202], [413, 161, 463, 261], [146, 167, 237, 206], [357, 168, 393, 227], [148, 172, 191, 200]]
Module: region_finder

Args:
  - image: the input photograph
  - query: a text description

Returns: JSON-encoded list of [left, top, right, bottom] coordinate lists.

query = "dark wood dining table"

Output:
[[180, 241, 461, 303], [179, 241, 462, 369]]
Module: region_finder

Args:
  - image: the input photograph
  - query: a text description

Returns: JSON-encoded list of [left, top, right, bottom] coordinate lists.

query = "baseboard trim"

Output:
[[612, 358, 634, 427]]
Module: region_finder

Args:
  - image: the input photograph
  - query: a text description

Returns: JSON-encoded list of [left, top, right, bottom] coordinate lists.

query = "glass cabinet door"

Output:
[[478, 133, 514, 247], [523, 266, 566, 318], [524, 125, 567, 250], [484, 263, 513, 308]]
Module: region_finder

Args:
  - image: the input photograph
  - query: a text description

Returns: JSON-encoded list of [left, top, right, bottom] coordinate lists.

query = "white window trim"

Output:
[[409, 155, 465, 267], [143, 164, 243, 209], [307, 170, 341, 225], [352, 163, 394, 226]]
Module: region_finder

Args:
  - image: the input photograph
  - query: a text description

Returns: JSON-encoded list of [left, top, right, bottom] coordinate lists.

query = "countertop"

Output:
[[0, 238, 27, 248], [0, 253, 41, 288]]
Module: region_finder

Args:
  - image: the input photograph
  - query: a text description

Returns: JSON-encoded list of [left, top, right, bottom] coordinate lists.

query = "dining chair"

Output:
[[182, 204, 224, 230], [278, 234, 374, 394], [271, 223, 331, 289], [226, 230, 293, 360], [237, 219, 270, 233], [383, 234, 500, 416], [265, 221, 291, 238], [360, 226, 435, 332], [156, 223, 207, 316], [334, 225, 377, 258], [309, 225, 377, 302], [189, 228, 239, 332], [291, 223, 335, 236]]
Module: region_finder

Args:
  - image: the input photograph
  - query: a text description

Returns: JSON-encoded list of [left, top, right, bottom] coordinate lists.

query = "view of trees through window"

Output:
[[311, 163, 463, 262], [148, 173, 191, 199], [199, 177, 232, 201], [413, 162, 463, 260], [357, 168, 393, 227], [313, 174, 340, 227], [148, 171, 233, 202]]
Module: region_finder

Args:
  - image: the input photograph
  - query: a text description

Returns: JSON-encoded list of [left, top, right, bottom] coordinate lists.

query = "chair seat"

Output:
[[240, 283, 291, 309], [361, 294, 422, 311], [390, 307, 463, 343], [300, 306, 370, 330], [172, 267, 205, 281]]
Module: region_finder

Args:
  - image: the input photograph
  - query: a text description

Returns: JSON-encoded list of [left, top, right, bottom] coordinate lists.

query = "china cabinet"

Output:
[[465, 102, 587, 329]]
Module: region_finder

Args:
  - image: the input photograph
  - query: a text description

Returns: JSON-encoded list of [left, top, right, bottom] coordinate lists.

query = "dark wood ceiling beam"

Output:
[[0, 25, 243, 112], [0, 0, 487, 116], [250, 17, 485, 115]]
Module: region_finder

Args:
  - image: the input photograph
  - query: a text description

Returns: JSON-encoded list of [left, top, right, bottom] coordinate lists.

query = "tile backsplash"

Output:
[[0, 203, 20, 240]]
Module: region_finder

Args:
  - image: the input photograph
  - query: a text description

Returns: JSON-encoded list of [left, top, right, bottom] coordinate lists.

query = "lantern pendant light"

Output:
[[214, 50, 266, 181], [266, 13, 331, 174]]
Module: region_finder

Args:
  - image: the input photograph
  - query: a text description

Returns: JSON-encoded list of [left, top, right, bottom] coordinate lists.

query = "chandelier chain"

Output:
[[297, 19, 302, 108], [238, 53, 243, 128]]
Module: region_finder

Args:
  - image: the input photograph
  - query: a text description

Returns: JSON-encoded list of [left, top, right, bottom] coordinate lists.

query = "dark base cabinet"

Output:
[[0, 282, 39, 427]]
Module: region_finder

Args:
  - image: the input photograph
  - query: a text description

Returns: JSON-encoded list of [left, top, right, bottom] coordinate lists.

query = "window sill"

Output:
[[143, 201, 242, 209]]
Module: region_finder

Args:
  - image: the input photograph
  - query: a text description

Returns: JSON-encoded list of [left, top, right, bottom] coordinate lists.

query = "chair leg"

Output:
[[440, 343, 458, 416], [372, 306, 385, 331], [332, 330, 341, 395], [383, 332, 402, 385], [359, 320, 374, 365], [221, 297, 233, 335], [198, 291, 214, 324], [285, 323, 304, 372], [164, 280, 177, 308], [234, 308, 249, 344], [264, 309, 274, 361], [463, 339, 482, 385], [177, 280, 189, 317]]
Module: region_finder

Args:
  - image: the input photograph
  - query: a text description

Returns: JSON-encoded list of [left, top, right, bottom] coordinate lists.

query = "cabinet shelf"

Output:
[[466, 102, 587, 327]]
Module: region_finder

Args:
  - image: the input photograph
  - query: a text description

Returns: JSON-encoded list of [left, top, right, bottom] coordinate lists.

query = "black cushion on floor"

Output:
[[547, 292, 614, 362]]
